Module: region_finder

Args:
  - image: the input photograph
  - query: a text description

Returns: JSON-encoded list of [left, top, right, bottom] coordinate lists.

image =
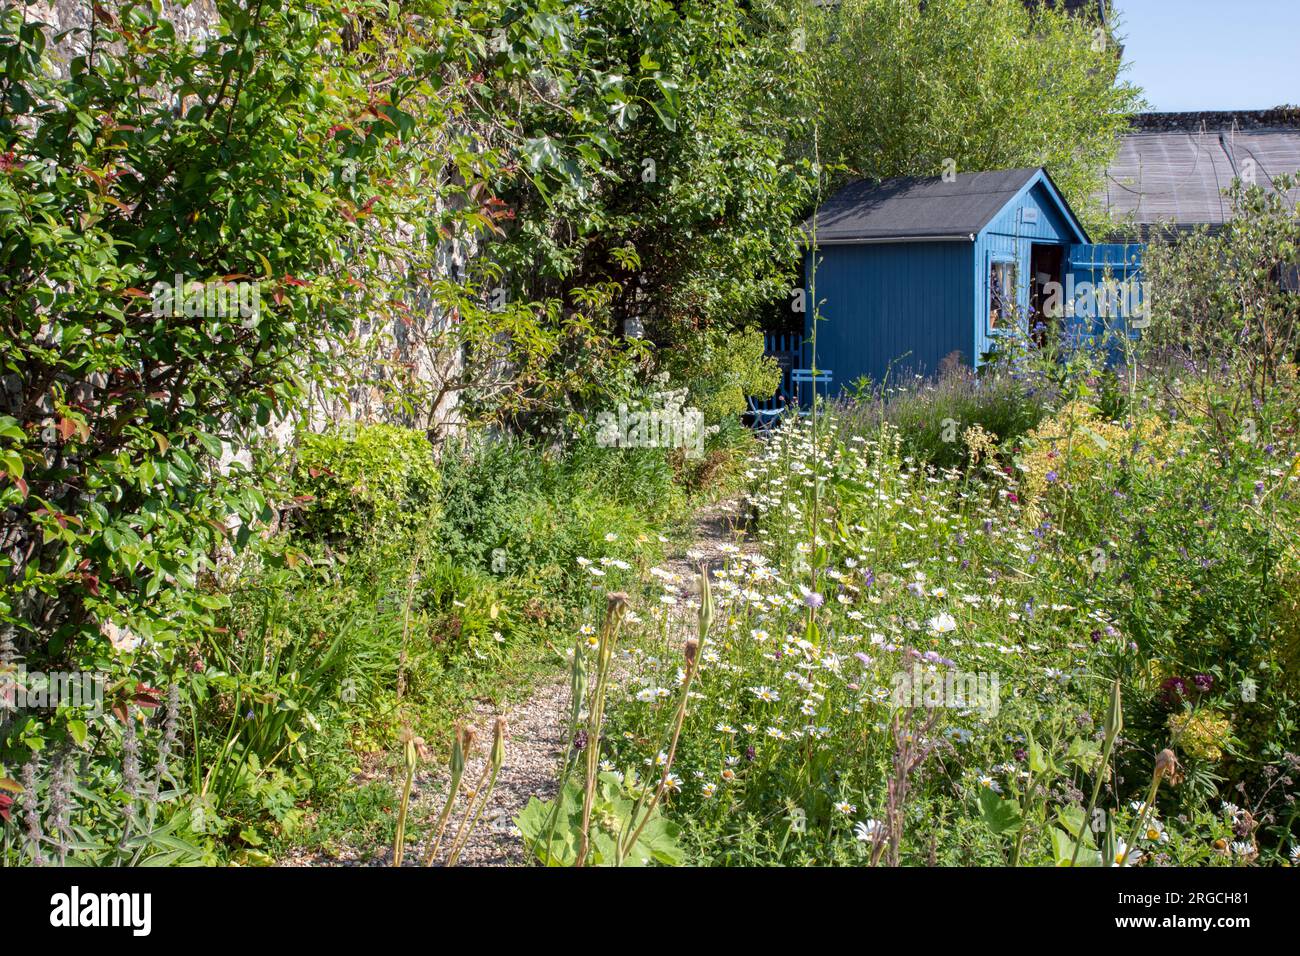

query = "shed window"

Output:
[[988, 259, 1018, 332]]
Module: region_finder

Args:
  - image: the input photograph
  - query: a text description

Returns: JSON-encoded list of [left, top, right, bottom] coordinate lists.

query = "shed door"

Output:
[[1064, 244, 1145, 350]]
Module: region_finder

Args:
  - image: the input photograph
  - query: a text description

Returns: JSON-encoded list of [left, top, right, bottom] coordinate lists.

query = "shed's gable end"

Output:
[[976, 170, 1090, 245]]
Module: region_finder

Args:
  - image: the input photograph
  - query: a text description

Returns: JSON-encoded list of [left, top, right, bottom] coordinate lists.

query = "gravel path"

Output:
[[282, 495, 750, 867]]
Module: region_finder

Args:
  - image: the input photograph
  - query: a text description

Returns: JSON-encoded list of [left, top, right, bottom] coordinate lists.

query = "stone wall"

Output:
[[1133, 108, 1300, 132], [13, 0, 469, 442]]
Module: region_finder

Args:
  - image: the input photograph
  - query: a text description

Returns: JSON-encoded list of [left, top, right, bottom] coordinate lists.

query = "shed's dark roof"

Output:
[[804, 167, 1042, 243], [1099, 111, 1300, 239]]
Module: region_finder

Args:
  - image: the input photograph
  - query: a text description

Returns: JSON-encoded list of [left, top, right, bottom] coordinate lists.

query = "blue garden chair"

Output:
[[791, 368, 833, 413], [747, 394, 784, 432]]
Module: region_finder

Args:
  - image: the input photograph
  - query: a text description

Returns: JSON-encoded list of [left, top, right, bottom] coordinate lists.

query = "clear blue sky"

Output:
[[1116, 0, 1299, 111]]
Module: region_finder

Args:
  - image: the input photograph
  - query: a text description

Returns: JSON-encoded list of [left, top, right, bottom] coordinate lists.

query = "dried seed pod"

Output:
[[1154, 748, 1181, 784], [684, 638, 700, 669]]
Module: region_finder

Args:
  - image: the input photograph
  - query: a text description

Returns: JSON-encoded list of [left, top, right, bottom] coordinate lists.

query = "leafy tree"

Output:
[[810, 0, 1143, 230], [0, 0, 549, 789], [482, 0, 816, 422]]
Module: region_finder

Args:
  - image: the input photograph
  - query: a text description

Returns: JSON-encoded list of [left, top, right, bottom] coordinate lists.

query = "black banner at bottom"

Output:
[[2, 865, 1279, 943]]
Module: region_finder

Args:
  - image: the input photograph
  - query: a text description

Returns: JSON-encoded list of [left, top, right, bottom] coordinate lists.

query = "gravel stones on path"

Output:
[[285, 495, 749, 867]]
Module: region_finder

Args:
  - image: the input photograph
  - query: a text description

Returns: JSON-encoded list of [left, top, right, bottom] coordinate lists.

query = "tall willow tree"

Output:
[[811, 0, 1143, 230]]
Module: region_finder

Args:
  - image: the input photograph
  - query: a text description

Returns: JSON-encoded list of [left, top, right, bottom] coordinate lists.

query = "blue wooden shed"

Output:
[[796, 167, 1142, 395]]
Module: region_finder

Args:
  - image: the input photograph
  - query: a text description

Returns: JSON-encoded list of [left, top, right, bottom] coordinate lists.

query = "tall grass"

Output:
[[834, 362, 1052, 469]]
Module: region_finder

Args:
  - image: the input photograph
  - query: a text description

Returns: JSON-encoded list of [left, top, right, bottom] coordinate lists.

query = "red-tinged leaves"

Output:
[[0, 792, 12, 823], [103, 196, 137, 215], [1, 469, 29, 499], [81, 573, 101, 596], [281, 274, 309, 287], [111, 683, 162, 722], [32, 508, 79, 529]]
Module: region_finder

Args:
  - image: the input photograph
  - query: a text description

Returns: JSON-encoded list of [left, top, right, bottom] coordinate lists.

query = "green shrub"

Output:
[[438, 436, 549, 572], [290, 423, 440, 548], [438, 431, 678, 599], [660, 326, 783, 422]]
